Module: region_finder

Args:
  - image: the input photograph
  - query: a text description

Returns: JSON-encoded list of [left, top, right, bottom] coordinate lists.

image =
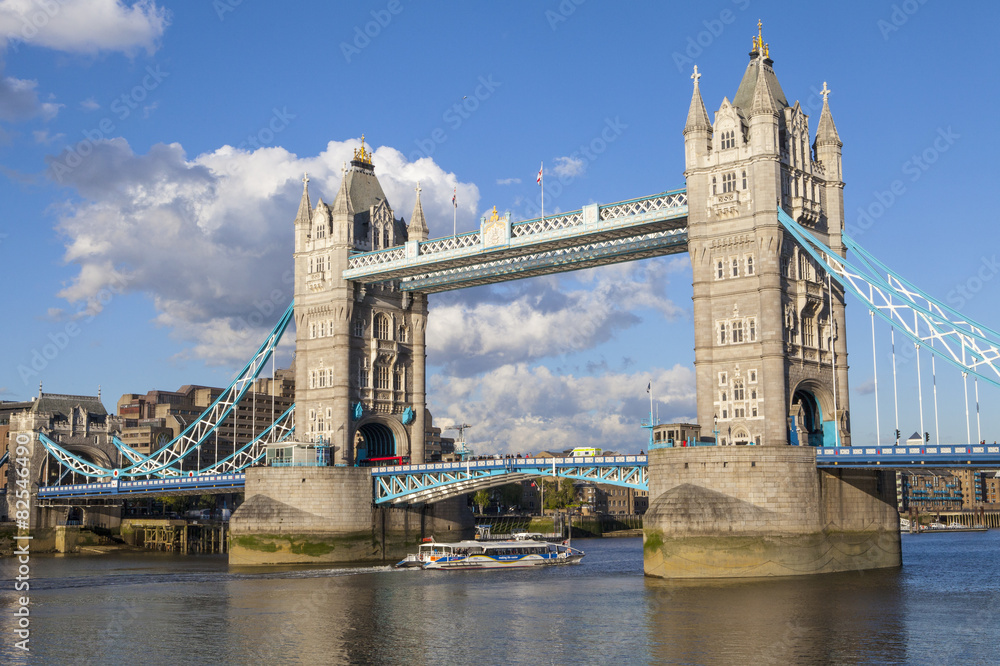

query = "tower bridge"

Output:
[[12, 27, 1000, 575]]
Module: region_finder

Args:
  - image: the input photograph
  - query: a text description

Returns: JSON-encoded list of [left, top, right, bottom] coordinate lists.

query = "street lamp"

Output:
[[713, 414, 719, 446]]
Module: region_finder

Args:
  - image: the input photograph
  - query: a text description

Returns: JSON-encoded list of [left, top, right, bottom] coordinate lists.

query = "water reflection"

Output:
[[645, 568, 908, 664]]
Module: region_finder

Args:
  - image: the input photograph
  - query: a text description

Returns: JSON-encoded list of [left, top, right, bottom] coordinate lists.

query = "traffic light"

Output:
[[895, 429, 900, 441], [925, 432, 930, 442]]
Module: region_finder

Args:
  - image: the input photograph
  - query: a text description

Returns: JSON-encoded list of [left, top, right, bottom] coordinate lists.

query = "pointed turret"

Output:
[[295, 173, 312, 228], [684, 66, 712, 133], [409, 182, 429, 242], [815, 82, 841, 147], [684, 66, 712, 170], [749, 55, 779, 117], [330, 165, 354, 245]]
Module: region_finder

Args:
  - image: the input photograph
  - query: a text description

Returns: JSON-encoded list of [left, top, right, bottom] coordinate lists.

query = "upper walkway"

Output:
[[342, 189, 688, 292]]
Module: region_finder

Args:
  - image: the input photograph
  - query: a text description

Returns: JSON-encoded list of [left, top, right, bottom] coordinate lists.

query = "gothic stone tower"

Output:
[[684, 33, 850, 449], [643, 30, 899, 579], [292, 139, 429, 465]]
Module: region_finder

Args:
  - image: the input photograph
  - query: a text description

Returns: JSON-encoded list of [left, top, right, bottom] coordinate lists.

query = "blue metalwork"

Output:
[[777, 209, 1000, 388], [371, 455, 648, 505], [0, 451, 7, 468], [37, 473, 246, 500], [352, 402, 363, 420], [36, 303, 295, 479], [401, 406, 415, 425], [815, 444, 1000, 469]]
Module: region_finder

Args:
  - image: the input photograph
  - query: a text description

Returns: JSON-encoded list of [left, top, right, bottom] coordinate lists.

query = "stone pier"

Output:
[[642, 447, 901, 578], [230, 466, 473, 565]]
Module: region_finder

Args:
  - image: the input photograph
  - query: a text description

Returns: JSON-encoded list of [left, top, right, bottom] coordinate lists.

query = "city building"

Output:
[[422, 410, 455, 462], [897, 469, 1000, 512], [116, 369, 295, 465]]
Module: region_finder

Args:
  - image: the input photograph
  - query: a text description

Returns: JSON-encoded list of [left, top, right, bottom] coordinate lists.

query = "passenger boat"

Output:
[[396, 539, 584, 570]]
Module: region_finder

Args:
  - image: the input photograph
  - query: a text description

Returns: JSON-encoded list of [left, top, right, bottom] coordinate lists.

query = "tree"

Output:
[[541, 478, 577, 511], [472, 489, 490, 515], [498, 483, 522, 510]]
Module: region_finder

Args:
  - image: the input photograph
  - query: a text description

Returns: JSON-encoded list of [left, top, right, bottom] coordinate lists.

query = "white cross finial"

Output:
[[341, 162, 347, 176], [302, 172, 309, 185], [821, 81, 831, 103], [414, 181, 421, 196], [691, 65, 701, 85]]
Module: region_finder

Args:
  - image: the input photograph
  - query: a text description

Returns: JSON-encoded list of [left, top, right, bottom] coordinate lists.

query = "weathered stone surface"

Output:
[[643, 447, 901, 578], [230, 466, 473, 565]]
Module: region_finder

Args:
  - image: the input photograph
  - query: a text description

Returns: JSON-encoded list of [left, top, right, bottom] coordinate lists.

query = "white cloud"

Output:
[[427, 258, 688, 376], [80, 97, 100, 111], [0, 0, 169, 55], [552, 155, 586, 178], [0, 72, 60, 121], [428, 363, 696, 455], [32, 128, 64, 144], [497, 177, 521, 185], [50, 137, 480, 366]]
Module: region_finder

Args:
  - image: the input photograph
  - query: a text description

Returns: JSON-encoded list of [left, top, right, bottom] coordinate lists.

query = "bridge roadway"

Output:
[[31, 445, 1000, 501]]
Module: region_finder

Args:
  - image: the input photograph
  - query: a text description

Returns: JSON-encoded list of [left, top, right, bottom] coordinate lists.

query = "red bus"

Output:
[[358, 456, 410, 467]]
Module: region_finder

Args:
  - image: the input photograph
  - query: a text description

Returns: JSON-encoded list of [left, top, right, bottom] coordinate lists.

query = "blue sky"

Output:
[[2, 0, 999, 453]]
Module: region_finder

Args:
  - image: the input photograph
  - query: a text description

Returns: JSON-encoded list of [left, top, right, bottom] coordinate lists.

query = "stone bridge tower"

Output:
[[683, 30, 850, 449], [292, 139, 429, 465], [643, 29, 899, 579]]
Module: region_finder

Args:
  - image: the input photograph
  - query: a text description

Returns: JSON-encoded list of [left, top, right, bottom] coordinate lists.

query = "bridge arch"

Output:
[[789, 379, 836, 447], [354, 417, 409, 463]]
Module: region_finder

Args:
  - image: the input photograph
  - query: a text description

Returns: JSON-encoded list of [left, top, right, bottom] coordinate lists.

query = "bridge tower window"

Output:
[[742, 170, 747, 189], [731, 257, 739, 277], [712, 176, 717, 195], [374, 313, 391, 340], [722, 172, 736, 193], [717, 260, 725, 280], [732, 320, 744, 343]]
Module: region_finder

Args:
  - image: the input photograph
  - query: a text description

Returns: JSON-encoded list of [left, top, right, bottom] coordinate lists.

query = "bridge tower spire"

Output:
[[684, 31, 850, 448]]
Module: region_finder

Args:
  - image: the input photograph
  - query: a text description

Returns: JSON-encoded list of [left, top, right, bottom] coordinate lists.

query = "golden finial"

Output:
[[352, 134, 373, 165], [489, 205, 499, 223], [763, 43, 769, 58]]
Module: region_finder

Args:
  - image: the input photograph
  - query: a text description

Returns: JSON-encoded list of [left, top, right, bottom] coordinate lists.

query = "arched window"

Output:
[[746, 256, 754, 275], [719, 323, 727, 345], [376, 365, 391, 390], [712, 176, 717, 195], [374, 313, 391, 340], [742, 170, 747, 189], [732, 258, 739, 277], [717, 260, 724, 280], [733, 378, 745, 401], [748, 318, 756, 342]]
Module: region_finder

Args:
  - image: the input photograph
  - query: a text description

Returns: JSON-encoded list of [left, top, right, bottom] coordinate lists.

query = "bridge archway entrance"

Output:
[[790, 382, 835, 447], [355, 421, 399, 463]]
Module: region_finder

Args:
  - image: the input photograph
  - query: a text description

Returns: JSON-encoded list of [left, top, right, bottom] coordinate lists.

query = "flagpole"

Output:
[[453, 187, 457, 237], [540, 161, 544, 222]]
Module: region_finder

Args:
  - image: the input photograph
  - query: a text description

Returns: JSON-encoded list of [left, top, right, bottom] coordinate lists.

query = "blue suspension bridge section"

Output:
[[29, 189, 1000, 502]]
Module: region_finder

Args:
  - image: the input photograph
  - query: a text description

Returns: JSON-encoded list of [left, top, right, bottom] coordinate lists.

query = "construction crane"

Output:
[[444, 423, 474, 461]]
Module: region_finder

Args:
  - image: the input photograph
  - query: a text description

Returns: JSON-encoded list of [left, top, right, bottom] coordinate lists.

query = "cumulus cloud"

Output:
[[428, 363, 696, 454], [32, 128, 63, 143], [0, 0, 169, 55], [854, 379, 876, 396], [49, 136, 480, 365], [0, 71, 60, 121], [427, 258, 688, 376], [80, 97, 100, 111], [497, 177, 521, 185], [552, 155, 585, 178]]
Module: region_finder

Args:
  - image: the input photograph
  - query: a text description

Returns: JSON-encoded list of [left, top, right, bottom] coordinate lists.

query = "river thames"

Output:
[[2, 531, 997, 664]]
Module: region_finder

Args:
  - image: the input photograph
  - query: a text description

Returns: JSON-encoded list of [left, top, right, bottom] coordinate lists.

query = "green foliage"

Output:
[[541, 478, 578, 510], [472, 489, 491, 514], [498, 483, 522, 508]]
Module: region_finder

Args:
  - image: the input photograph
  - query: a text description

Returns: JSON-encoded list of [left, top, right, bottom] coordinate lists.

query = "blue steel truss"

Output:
[[816, 444, 1000, 468], [37, 303, 295, 479], [777, 209, 1000, 388], [371, 455, 649, 505], [37, 473, 247, 500]]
